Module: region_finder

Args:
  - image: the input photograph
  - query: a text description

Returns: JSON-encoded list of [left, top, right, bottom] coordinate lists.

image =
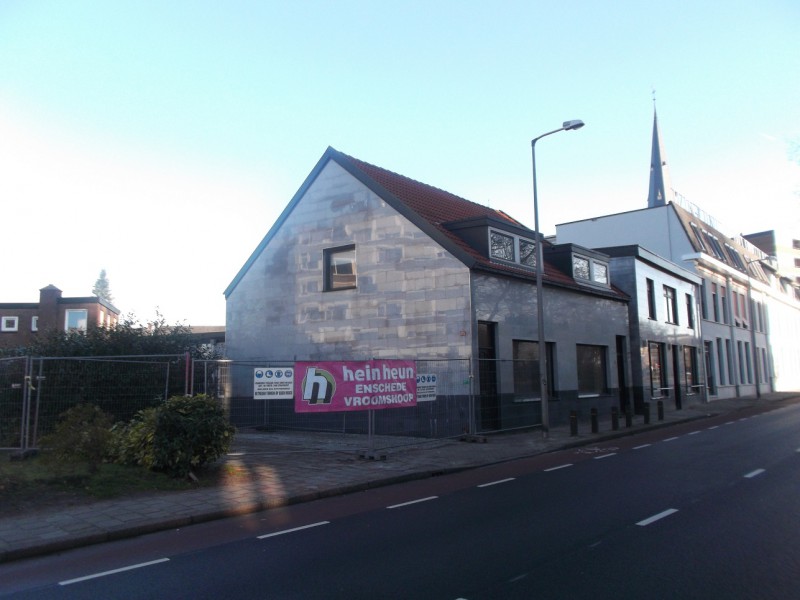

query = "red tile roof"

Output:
[[336, 150, 604, 293], [225, 147, 628, 300]]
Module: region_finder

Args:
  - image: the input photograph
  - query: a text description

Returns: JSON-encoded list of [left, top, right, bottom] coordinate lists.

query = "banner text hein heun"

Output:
[[294, 360, 417, 413]]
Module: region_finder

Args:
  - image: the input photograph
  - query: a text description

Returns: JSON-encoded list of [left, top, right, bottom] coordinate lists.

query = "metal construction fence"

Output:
[[1, 354, 192, 451], [190, 358, 545, 440], [1, 355, 551, 452]]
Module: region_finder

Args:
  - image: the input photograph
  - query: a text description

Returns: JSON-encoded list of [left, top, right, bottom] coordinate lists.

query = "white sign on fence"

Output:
[[416, 373, 438, 402], [254, 367, 294, 400]]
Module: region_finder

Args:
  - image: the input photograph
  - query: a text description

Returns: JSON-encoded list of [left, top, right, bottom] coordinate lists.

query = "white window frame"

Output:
[[1, 316, 19, 332], [65, 309, 88, 332], [31, 316, 38, 331]]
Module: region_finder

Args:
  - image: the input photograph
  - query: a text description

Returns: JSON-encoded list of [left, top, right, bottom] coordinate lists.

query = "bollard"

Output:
[[570, 410, 578, 436], [590, 407, 599, 433], [611, 406, 619, 431], [657, 400, 664, 421], [643, 401, 651, 425], [625, 408, 632, 428]]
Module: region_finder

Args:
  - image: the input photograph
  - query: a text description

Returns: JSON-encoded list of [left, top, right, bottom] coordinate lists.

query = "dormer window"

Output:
[[489, 230, 515, 261], [519, 239, 536, 267], [572, 253, 610, 287], [488, 228, 537, 269], [573, 256, 590, 279], [593, 262, 608, 284]]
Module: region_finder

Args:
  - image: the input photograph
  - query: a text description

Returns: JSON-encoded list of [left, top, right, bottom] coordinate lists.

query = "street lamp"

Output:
[[532, 119, 584, 438]]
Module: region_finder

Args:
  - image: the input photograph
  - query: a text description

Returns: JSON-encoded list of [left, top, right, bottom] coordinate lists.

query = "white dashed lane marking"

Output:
[[636, 508, 679, 527], [387, 496, 438, 509], [478, 478, 515, 488], [744, 469, 766, 479], [258, 521, 330, 539], [59, 559, 170, 586], [544, 464, 573, 472]]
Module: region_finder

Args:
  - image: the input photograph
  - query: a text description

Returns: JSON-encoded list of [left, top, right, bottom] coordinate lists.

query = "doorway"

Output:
[[477, 321, 499, 431]]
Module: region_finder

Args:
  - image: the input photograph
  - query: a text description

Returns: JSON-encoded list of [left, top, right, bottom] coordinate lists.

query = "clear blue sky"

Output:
[[2, 1, 798, 325]]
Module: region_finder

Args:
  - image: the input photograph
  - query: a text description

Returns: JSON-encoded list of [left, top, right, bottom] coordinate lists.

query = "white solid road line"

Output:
[[544, 464, 573, 472], [387, 496, 438, 509], [478, 477, 516, 488], [636, 508, 679, 527], [663, 436, 679, 442], [744, 469, 766, 479], [257, 521, 330, 539], [59, 558, 170, 586]]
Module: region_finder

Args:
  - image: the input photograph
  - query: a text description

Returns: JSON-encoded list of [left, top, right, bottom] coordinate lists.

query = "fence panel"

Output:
[[194, 358, 547, 438], [198, 359, 475, 444], [0, 357, 29, 450], [474, 358, 543, 434], [25, 355, 188, 447], [2, 355, 547, 452]]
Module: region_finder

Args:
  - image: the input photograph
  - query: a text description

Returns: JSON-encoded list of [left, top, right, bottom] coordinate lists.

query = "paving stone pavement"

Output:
[[1, 392, 797, 563]]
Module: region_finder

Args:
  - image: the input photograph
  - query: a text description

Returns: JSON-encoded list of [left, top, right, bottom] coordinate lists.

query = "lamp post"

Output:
[[532, 120, 584, 438]]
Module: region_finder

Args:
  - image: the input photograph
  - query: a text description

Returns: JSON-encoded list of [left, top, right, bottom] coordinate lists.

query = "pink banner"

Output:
[[294, 360, 417, 413]]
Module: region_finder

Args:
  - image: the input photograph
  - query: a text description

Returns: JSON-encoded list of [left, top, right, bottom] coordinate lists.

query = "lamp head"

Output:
[[562, 120, 585, 131]]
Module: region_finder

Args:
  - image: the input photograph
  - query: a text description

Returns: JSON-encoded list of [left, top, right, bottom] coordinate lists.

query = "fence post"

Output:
[[611, 406, 619, 430], [184, 352, 190, 396], [643, 401, 651, 425], [625, 407, 632, 428], [20, 356, 32, 452], [469, 359, 476, 436], [657, 400, 664, 421], [570, 410, 578, 436], [590, 407, 598, 433]]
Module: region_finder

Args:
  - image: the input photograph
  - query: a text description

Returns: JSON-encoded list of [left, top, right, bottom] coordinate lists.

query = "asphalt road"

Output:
[[3, 403, 799, 599]]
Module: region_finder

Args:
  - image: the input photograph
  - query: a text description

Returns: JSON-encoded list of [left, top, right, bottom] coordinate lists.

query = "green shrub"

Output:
[[38, 404, 114, 473], [110, 407, 159, 470], [112, 395, 235, 478]]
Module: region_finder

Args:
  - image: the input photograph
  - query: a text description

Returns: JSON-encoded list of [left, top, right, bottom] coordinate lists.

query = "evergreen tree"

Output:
[[92, 269, 113, 303]]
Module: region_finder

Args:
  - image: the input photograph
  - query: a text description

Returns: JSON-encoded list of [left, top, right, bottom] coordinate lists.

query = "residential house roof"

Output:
[[670, 201, 772, 283], [225, 147, 626, 300]]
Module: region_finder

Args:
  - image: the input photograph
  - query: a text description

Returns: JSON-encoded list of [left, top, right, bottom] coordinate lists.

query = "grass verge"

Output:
[[0, 452, 224, 517]]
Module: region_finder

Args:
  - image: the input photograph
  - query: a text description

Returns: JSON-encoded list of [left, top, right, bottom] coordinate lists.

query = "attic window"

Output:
[[573, 254, 610, 287], [725, 244, 746, 271], [488, 228, 537, 269], [704, 231, 727, 263], [593, 262, 608, 284], [573, 256, 590, 279], [690, 223, 707, 252], [489, 231, 514, 261], [324, 245, 357, 291]]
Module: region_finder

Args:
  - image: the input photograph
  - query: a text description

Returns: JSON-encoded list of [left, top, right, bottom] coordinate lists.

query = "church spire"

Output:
[[647, 100, 674, 208]]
